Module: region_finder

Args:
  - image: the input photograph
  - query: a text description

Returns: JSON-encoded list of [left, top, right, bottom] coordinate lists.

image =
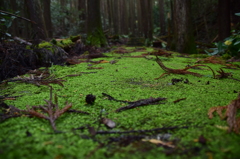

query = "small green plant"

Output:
[[205, 31, 240, 57], [205, 13, 240, 57]]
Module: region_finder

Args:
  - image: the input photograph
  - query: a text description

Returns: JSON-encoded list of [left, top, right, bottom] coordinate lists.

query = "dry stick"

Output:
[[155, 56, 215, 79], [115, 97, 166, 112]]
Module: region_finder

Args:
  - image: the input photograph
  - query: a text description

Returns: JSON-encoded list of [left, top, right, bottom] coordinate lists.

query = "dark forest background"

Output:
[[1, 0, 239, 44], [0, 0, 240, 81]]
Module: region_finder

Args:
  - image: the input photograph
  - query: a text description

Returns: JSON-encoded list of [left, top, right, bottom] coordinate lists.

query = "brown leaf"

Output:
[[208, 94, 240, 134], [226, 94, 240, 133], [207, 106, 227, 119]]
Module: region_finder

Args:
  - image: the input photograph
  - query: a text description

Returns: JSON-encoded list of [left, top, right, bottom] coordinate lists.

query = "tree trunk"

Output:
[[87, 0, 107, 47], [78, 0, 87, 33], [218, 0, 231, 41], [159, 0, 166, 35], [43, 0, 52, 38], [10, 0, 18, 37], [129, 0, 136, 36], [139, 0, 153, 42], [25, 0, 46, 40], [107, 0, 113, 34], [170, 0, 197, 54], [112, 0, 120, 34]]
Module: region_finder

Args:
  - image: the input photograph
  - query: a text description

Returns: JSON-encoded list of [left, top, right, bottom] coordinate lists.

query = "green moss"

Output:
[[1, 47, 240, 158], [222, 53, 232, 60]]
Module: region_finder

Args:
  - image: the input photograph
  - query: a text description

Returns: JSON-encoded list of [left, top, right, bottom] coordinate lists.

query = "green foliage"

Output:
[[0, 10, 18, 40], [51, 2, 83, 37], [86, 29, 107, 47], [235, 13, 240, 16], [205, 30, 240, 57]]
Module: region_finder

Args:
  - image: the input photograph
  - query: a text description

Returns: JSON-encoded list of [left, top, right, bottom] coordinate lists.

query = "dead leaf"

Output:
[[208, 106, 227, 119], [215, 125, 229, 131], [142, 139, 175, 148], [208, 94, 240, 134]]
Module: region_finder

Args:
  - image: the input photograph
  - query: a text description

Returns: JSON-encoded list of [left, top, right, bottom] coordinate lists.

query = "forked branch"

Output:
[[155, 56, 215, 79]]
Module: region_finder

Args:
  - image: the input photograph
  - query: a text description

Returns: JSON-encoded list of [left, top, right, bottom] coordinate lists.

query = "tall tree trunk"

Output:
[[137, 0, 142, 36], [159, 0, 166, 35], [129, 0, 136, 36], [118, 0, 128, 35], [107, 0, 113, 34], [113, 0, 120, 34], [218, 0, 231, 41], [87, 0, 107, 47], [10, 0, 18, 37], [25, 0, 46, 40], [43, 0, 52, 38], [60, 0, 66, 36], [140, 0, 153, 41], [170, 0, 197, 54], [78, 0, 86, 33]]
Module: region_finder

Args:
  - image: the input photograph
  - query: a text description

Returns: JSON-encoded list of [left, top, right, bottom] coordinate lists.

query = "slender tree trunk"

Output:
[[140, 0, 153, 41], [159, 0, 166, 35], [10, 0, 18, 36], [78, 0, 86, 33], [43, 0, 52, 38], [137, 0, 142, 36], [113, 0, 120, 34], [129, 0, 135, 36], [218, 0, 231, 41], [107, 0, 113, 34], [87, 0, 107, 47], [25, 0, 46, 40], [60, 0, 66, 36], [170, 0, 197, 54]]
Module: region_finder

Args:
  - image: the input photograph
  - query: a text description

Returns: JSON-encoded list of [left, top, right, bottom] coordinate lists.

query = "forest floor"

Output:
[[0, 46, 240, 159]]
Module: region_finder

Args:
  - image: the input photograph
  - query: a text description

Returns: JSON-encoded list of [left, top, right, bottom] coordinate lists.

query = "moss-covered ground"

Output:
[[1, 47, 240, 159]]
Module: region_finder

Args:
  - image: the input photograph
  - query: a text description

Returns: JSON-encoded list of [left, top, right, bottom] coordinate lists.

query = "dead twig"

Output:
[[155, 56, 215, 79], [116, 97, 166, 112], [26, 86, 72, 131]]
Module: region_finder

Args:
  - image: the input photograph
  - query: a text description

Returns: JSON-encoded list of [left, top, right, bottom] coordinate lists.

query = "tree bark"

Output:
[[107, 0, 113, 33], [170, 0, 197, 54], [43, 0, 52, 38], [10, 0, 18, 37], [112, 0, 120, 34], [87, 0, 107, 47], [78, 0, 87, 33], [139, 0, 153, 41], [159, 0, 166, 35], [25, 0, 46, 40]]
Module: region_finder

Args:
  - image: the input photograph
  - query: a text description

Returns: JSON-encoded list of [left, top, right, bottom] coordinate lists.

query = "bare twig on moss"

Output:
[[26, 86, 72, 131], [155, 56, 215, 79], [2, 73, 65, 87], [115, 97, 167, 112]]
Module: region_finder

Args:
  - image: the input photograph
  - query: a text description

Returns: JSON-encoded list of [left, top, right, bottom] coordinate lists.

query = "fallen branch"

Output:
[[155, 56, 215, 79], [116, 97, 166, 112]]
